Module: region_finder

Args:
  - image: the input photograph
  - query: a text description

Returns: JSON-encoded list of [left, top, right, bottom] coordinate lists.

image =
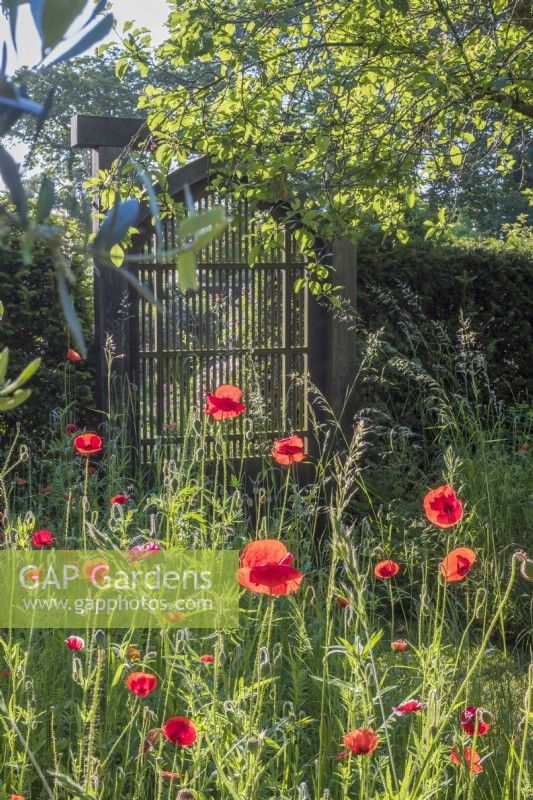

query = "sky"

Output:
[[0, 0, 170, 170], [0, 0, 170, 71]]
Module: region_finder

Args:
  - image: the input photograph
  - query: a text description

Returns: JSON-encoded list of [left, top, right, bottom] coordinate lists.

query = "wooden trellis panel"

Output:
[[133, 192, 309, 463]]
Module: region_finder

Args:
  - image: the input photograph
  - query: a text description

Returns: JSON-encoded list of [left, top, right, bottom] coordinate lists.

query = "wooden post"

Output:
[[71, 115, 146, 414], [329, 239, 358, 432]]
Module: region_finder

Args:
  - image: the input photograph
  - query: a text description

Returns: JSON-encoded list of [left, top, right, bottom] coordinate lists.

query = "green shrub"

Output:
[[0, 231, 94, 438], [357, 230, 533, 400]]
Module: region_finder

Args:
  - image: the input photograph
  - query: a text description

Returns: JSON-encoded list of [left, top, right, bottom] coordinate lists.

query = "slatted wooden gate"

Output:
[[133, 183, 309, 464], [71, 114, 358, 465]]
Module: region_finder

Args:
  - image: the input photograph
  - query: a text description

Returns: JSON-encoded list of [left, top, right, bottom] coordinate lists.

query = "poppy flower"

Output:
[[164, 611, 185, 624], [391, 639, 409, 652], [0, 670, 12, 678], [374, 560, 400, 579], [65, 635, 85, 651], [518, 443, 530, 452], [40, 484, 53, 495], [74, 433, 103, 456], [23, 567, 44, 584], [127, 646, 141, 661], [440, 547, 476, 582], [460, 707, 491, 737], [128, 541, 161, 561], [88, 465, 97, 474], [336, 596, 351, 608], [32, 529, 56, 548], [237, 539, 303, 596], [9, 794, 25, 800], [67, 348, 81, 362], [343, 728, 379, 756], [450, 746, 483, 774], [111, 494, 130, 505], [161, 771, 179, 779], [15, 477, 27, 486], [164, 422, 177, 430], [82, 557, 109, 586], [271, 435, 306, 466], [205, 384, 246, 420], [199, 654, 214, 663], [126, 671, 158, 697], [424, 485, 463, 528], [64, 494, 75, 502], [161, 716, 197, 746], [393, 699, 425, 715], [65, 422, 78, 434]]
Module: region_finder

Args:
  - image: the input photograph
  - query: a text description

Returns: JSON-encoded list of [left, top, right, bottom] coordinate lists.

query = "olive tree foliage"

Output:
[[0, 0, 228, 408], [121, 0, 532, 286]]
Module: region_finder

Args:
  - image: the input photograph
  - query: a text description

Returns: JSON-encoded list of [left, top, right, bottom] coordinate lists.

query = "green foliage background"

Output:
[[0, 230, 93, 438], [358, 229, 533, 402]]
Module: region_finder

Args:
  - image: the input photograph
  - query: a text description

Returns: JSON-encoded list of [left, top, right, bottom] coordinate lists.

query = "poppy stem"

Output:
[[278, 469, 291, 534], [411, 555, 519, 795], [81, 458, 89, 548]]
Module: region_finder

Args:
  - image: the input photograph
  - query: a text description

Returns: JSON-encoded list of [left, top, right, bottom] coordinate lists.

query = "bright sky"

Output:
[[0, 0, 170, 70], [0, 0, 170, 171]]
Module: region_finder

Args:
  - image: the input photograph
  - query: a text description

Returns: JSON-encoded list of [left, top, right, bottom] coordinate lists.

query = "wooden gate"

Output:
[[71, 115, 358, 465]]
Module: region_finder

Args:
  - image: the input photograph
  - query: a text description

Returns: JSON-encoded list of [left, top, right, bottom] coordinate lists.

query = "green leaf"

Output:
[[449, 144, 463, 166], [178, 250, 198, 292], [0, 144, 27, 221], [35, 175, 55, 223], [392, 0, 409, 12], [0, 347, 8, 386], [110, 243, 124, 267], [57, 272, 87, 358], [0, 388, 31, 410], [397, 229, 409, 244], [0, 357, 40, 395]]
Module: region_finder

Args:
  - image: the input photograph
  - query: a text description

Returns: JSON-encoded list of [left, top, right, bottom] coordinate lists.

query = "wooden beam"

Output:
[[71, 114, 147, 149], [329, 239, 357, 429]]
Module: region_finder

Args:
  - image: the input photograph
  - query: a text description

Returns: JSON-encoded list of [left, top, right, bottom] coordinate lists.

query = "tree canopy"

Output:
[[128, 0, 532, 263]]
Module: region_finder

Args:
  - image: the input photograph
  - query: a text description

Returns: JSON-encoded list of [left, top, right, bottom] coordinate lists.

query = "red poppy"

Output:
[[391, 640, 409, 652], [64, 494, 75, 502], [40, 484, 53, 495], [15, 477, 27, 485], [460, 707, 491, 737], [394, 699, 425, 715], [111, 494, 130, 505], [237, 539, 303, 596], [74, 433, 103, 456], [127, 646, 141, 661], [32, 529, 56, 548], [9, 794, 25, 800], [67, 348, 81, 362], [164, 422, 177, 430], [65, 635, 85, 651], [271, 435, 306, 466], [161, 716, 197, 746], [65, 422, 78, 434], [374, 560, 400, 579], [517, 443, 530, 452], [164, 611, 186, 624], [126, 672, 158, 697], [128, 541, 161, 562], [343, 728, 379, 756], [336, 596, 351, 608], [88, 465, 97, 474], [205, 384, 246, 420], [450, 746, 483, 774], [199, 654, 214, 663], [161, 771, 179, 779], [82, 557, 109, 586], [440, 547, 476, 582], [424, 485, 463, 528], [0, 670, 11, 678]]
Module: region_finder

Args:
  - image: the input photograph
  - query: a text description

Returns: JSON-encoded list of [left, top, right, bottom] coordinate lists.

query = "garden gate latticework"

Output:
[[71, 115, 358, 465]]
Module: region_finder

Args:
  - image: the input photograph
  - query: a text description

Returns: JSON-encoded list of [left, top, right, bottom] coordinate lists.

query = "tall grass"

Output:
[[0, 304, 531, 800]]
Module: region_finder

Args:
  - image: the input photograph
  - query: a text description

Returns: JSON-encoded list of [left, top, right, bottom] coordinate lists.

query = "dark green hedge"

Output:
[[0, 233, 94, 439], [357, 233, 533, 400]]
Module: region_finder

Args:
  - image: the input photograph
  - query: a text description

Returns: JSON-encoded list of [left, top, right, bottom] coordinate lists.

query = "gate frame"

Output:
[[71, 114, 358, 447]]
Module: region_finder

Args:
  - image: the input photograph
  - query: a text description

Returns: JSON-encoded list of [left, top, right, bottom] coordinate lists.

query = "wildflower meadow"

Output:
[[0, 0, 532, 799]]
